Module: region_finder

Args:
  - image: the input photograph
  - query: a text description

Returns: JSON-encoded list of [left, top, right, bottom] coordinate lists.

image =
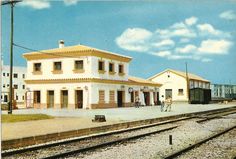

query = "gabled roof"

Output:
[[23, 44, 132, 62], [128, 76, 162, 87], [148, 69, 210, 82]]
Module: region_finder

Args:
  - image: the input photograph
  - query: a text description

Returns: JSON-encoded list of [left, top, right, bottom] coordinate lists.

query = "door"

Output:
[[143, 92, 150, 106], [117, 91, 123, 107], [75, 90, 83, 109], [165, 89, 172, 99], [47, 91, 54, 108], [61, 90, 68, 108], [4, 95, 8, 102]]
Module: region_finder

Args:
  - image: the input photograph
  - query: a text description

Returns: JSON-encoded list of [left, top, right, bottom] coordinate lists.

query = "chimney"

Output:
[[59, 40, 65, 48]]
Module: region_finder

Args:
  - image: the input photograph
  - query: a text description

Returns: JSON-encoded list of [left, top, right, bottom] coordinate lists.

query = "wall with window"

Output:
[[1, 65, 26, 106], [27, 56, 129, 81], [27, 56, 92, 80], [90, 56, 129, 81], [150, 71, 188, 102], [27, 83, 92, 109]]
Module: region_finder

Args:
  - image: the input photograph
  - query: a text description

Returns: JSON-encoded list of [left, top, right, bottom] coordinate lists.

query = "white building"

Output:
[[211, 84, 236, 99], [148, 69, 210, 102], [23, 41, 161, 109], [1, 64, 27, 108]]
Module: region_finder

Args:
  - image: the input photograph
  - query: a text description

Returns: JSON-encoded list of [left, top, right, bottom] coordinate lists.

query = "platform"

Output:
[[2, 102, 236, 141]]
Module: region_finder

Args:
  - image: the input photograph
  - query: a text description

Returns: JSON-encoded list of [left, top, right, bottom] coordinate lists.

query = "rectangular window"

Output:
[[178, 89, 184, 95], [109, 63, 114, 73], [54, 62, 62, 71], [16, 95, 18, 100], [7, 73, 9, 77], [98, 61, 105, 71], [7, 84, 9, 87], [3, 84, 5, 88], [75, 60, 84, 70], [109, 90, 115, 103], [99, 90, 105, 103], [34, 63, 41, 72], [13, 73, 18, 78], [22, 96, 25, 100], [3, 73, 5, 76], [14, 84, 18, 89], [119, 64, 124, 74], [34, 91, 41, 103], [22, 74, 25, 78], [22, 85, 25, 89]]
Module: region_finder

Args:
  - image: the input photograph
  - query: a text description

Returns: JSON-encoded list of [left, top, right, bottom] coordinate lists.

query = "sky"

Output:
[[1, 0, 236, 84]]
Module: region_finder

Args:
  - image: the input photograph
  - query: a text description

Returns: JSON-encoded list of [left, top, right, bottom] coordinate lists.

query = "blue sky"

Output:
[[2, 0, 236, 84]]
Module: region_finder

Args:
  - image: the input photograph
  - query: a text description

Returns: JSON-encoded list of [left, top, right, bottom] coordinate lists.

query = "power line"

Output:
[[13, 43, 81, 58]]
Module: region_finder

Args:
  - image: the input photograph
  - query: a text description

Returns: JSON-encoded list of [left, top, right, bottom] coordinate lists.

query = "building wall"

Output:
[[26, 56, 129, 81], [1, 65, 27, 107], [27, 82, 158, 109], [26, 83, 91, 109], [211, 84, 236, 98], [150, 71, 188, 102]]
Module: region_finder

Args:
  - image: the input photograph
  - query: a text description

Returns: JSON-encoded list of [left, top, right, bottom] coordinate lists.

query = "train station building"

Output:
[[148, 69, 211, 103], [23, 41, 161, 109]]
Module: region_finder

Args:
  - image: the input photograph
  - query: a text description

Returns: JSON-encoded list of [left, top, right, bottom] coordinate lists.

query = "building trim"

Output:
[[148, 69, 210, 83], [23, 50, 132, 62], [24, 78, 162, 87]]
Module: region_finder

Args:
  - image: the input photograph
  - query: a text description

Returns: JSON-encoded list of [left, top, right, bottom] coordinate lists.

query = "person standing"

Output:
[[160, 95, 165, 112], [135, 96, 140, 108], [165, 96, 172, 112]]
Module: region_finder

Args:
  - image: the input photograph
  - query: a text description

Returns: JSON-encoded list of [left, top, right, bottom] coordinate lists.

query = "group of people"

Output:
[[134, 95, 172, 111], [160, 95, 172, 112]]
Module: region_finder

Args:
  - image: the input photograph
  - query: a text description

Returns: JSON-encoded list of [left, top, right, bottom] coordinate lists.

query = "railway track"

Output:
[[2, 107, 236, 159], [164, 125, 236, 159]]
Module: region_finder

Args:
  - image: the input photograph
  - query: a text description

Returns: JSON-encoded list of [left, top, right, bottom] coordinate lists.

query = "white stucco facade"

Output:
[[1, 64, 27, 107], [24, 44, 161, 109], [149, 69, 210, 102]]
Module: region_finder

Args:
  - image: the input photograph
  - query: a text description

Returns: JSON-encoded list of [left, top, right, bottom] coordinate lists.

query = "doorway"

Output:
[[143, 92, 150, 106], [117, 91, 124, 107], [165, 89, 172, 99], [4, 95, 8, 102], [61, 90, 68, 108], [75, 90, 83, 109], [47, 91, 54, 108]]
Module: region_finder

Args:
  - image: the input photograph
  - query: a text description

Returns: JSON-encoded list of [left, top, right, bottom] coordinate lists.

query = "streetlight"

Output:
[[1, 0, 22, 114]]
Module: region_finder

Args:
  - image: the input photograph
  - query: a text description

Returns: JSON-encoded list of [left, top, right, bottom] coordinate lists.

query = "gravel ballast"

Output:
[[68, 116, 236, 159]]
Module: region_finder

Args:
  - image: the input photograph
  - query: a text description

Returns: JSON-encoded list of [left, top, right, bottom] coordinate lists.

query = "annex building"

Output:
[[23, 41, 161, 109], [148, 69, 210, 103], [1, 63, 27, 108]]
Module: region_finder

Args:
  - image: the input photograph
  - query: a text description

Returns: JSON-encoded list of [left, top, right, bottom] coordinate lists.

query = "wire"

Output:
[[13, 43, 81, 58]]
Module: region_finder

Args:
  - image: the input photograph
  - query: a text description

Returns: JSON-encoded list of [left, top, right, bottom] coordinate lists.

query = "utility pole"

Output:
[[1, 0, 22, 114], [185, 62, 190, 103]]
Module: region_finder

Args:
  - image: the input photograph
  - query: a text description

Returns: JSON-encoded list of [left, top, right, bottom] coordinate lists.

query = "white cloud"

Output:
[[185, 17, 198, 26], [152, 51, 171, 57], [170, 22, 186, 29], [116, 28, 152, 52], [198, 39, 233, 54], [175, 45, 197, 54], [220, 10, 236, 20], [152, 39, 175, 48], [197, 23, 222, 36], [19, 0, 50, 10], [64, 0, 79, 6], [156, 27, 196, 38], [172, 28, 196, 38], [168, 55, 191, 60], [116, 16, 233, 62]]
